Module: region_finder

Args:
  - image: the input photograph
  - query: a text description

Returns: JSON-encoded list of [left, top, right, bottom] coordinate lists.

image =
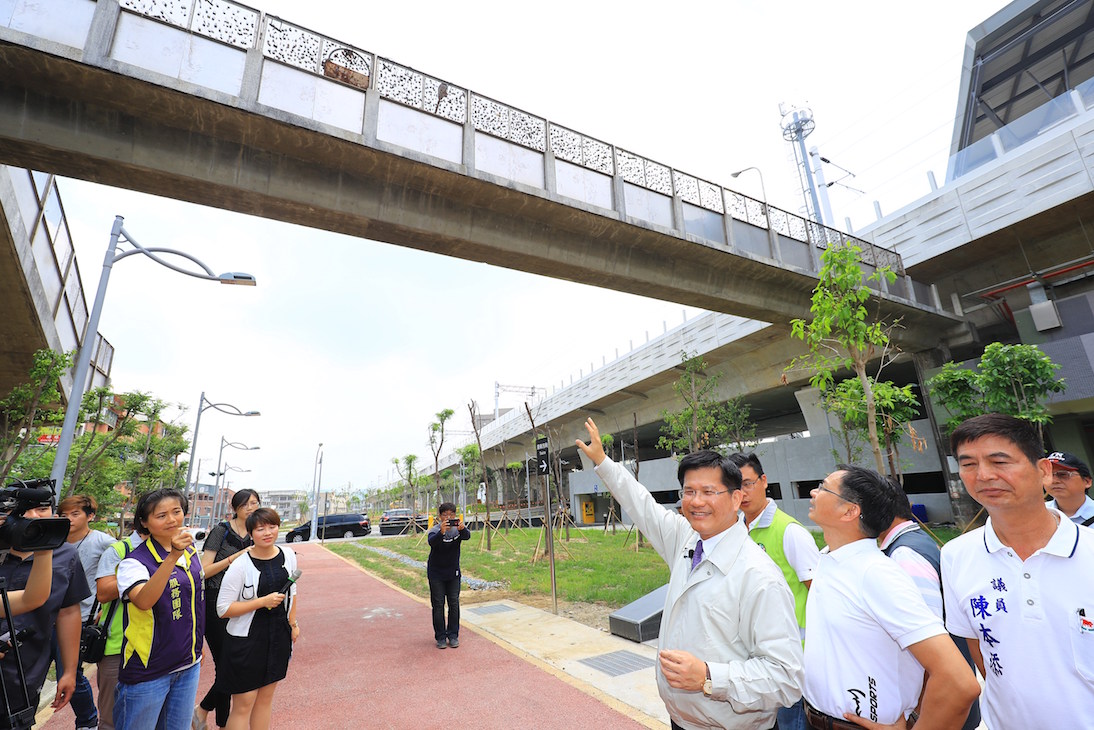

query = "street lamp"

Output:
[[50, 216, 256, 492], [309, 444, 323, 540], [730, 167, 771, 228], [183, 392, 260, 524], [209, 437, 259, 525]]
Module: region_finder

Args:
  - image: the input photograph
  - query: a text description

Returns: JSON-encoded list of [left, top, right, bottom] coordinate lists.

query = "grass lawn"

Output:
[[329, 525, 670, 609]]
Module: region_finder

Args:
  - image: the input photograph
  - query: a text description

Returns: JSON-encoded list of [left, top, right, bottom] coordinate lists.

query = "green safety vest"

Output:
[[749, 508, 810, 635], [97, 534, 139, 656]]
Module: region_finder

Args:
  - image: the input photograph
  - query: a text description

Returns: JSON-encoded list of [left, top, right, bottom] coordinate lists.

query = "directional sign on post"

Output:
[[536, 435, 549, 475]]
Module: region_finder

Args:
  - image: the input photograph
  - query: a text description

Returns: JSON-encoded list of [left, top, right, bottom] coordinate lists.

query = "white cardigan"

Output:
[[216, 546, 298, 638]]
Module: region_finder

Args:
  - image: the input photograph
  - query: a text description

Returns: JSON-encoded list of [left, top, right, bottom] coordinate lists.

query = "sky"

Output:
[[53, 0, 1006, 500]]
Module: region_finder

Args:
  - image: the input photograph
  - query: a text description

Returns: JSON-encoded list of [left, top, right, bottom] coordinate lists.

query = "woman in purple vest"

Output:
[[216, 508, 299, 730], [114, 488, 205, 730]]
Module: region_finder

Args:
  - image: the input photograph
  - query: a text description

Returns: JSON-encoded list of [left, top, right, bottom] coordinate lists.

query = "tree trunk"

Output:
[[856, 362, 886, 473]]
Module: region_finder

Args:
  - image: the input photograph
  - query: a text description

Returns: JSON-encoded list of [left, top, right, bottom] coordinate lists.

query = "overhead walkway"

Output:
[[0, 0, 960, 357], [0, 166, 112, 398]]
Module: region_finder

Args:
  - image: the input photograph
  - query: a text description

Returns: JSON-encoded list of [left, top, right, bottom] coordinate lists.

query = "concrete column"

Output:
[[362, 87, 380, 146], [543, 151, 557, 195], [83, 0, 122, 65], [612, 171, 626, 219], [793, 387, 831, 438], [238, 48, 264, 106], [462, 120, 476, 173], [903, 274, 917, 302], [670, 196, 684, 236], [722, 209, 736, 251]]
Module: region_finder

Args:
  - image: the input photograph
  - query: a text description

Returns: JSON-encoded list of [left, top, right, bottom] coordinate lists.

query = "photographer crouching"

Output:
[[0, 480, 87, 729], [426, 503, 470, 650]]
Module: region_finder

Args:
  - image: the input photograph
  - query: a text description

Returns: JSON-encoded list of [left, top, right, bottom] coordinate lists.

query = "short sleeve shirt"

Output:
[[0, 543, 90, 694], [941, 510, 1094, 728], [74, 529, 117, 619], [804, 538, 945, 725]]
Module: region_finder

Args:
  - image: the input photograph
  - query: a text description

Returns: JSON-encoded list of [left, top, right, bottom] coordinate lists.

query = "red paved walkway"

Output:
[[42, 543, 649, 729]]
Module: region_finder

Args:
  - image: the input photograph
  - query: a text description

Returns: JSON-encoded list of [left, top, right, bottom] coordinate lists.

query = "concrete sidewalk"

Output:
[[39, 542, 668, 729]]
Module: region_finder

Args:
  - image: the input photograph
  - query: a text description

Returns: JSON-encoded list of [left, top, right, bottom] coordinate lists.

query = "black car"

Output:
[[286, 513, 371, 542], [378, 508, 429, 535]]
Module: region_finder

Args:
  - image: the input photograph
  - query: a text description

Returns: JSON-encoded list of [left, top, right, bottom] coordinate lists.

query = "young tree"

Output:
[[723, 395, 757, 453], [0, 349, 72, 484], [468, 400, 492, 550], [428, 408, 454, 500], [659, 352, 739, 455], [927, 342, 1066, 436], [824, 377, 925, 482], [789, 241, 899, 474], [392, 454, 420, 532], [64, 389, 164, 497]]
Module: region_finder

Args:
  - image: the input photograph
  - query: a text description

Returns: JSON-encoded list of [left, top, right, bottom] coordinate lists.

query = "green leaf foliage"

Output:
[[927, 342, 1066, 434]]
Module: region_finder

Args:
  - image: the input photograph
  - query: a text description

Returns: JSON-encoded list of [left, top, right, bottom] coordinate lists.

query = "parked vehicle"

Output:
[[378, 508, 428, 535], [286, 513, 371, 542]]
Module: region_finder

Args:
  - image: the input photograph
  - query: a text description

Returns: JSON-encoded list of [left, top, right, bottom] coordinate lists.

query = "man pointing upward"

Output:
[[576, 418, 802, 730]]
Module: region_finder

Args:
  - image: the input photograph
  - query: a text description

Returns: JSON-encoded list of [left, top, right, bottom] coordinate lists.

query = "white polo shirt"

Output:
[[804, 538, 945, 725], [941, 509, 1094, 729]]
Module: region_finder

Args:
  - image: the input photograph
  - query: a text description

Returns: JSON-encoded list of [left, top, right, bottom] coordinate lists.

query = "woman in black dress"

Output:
[[194, 489, 260, 730], [216, 508, 299, 730]]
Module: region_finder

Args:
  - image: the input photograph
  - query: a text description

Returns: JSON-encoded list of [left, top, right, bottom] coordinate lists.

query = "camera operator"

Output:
[[0, 497, 89, 729], [426, 503, 470, 650]]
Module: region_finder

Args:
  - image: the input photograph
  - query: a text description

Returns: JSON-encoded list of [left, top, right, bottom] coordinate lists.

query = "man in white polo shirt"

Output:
[[1044, 450, 1094, 526], [804, 465, 979, 730], [942, 414, 1094, 729]]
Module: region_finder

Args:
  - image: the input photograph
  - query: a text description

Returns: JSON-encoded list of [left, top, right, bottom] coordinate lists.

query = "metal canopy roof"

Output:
[[953, 0, 1094, 152]]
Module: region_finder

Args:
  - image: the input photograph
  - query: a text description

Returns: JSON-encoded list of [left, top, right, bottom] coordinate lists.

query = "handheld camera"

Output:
[[0, 479, 70, 552], [447, 518, 459, 527]]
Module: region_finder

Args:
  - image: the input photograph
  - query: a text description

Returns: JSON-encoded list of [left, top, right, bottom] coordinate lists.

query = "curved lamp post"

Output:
[[183, 393, 260, 523], [50, 216, 256, 493], [730, 167, 770, 227], [209, 438, 259, 526]]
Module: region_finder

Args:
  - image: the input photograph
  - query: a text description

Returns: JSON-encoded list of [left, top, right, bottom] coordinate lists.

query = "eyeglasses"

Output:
[[679, 488, 730, 500], [814, 484, 853, 503], [741, 478, 762, 488], [1052, 470, 1078, 480]]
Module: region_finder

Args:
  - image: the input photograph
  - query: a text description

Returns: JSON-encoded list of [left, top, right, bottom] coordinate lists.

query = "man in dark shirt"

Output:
[[425, 502, 470, 649], [0, 502, 90, 729]]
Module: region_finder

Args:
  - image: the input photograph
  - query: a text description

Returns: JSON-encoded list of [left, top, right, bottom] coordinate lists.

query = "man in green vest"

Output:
[[728, 453, 819, 730]]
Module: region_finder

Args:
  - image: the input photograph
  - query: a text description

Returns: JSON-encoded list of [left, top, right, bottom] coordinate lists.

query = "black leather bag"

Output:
[[79, 598, 117, 664], [79, 622, 108, 664]]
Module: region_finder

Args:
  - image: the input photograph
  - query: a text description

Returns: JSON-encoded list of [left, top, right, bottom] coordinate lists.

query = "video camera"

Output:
[[0, 479, 69, 552]]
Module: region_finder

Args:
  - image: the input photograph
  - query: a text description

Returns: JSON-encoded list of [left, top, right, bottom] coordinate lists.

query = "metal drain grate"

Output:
[[468, 604, 517, 615], [578, 649, 654, 677]]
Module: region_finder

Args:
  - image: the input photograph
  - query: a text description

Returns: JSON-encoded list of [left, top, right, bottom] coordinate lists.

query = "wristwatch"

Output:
[[702, 662, 712, 697]]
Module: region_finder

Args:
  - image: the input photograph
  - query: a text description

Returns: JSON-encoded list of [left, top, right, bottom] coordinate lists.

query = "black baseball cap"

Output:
[[1046, 451, 1092, 479]]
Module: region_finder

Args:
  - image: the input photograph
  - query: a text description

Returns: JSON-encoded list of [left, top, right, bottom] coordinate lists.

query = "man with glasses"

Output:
[[728, 453, 818, 730], [942, 414, 1094, 728], [576, 419, 802, 730], [804, 466, 978, 730], [1045, 451, 1094, 525]]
